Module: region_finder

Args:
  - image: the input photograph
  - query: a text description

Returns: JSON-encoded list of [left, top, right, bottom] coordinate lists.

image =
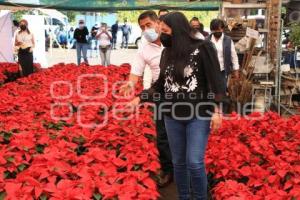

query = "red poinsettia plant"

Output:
[[0, 62, 299, 200], [207, 112, 300, 200], [0, 63, 160, 200], [0, 63, 42, 85]]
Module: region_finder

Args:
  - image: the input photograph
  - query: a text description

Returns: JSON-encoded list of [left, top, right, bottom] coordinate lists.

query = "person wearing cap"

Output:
[[14, 19, 35, 77], [74, 20, 89, 65]]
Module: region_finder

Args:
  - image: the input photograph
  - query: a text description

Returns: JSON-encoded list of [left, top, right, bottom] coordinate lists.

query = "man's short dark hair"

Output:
[[158, 8, 169, 15], [190, 17, 200, 23], [210, 19, 225, 31], [138, 10, 159, 24]]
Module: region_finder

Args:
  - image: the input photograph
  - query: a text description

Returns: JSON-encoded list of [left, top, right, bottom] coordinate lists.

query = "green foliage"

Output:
[[289, 23, 300, 47], [115, 10, 218, 27], [117, 10, 143, 23], [62, 11, 78, 23], [12, 10, 28, 21]]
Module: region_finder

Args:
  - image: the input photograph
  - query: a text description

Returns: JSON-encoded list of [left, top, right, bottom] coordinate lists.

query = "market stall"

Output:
[[220, 0, 286, 114]]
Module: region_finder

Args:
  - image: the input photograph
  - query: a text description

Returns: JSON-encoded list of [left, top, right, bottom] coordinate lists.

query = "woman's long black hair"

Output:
[[161, 12, 195, 84]]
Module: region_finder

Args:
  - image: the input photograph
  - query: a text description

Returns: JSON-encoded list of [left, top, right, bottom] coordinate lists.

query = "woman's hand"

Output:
[[211, 113, 222, 131], [125, 97, 141, 110], [15, 41, 23, 46]]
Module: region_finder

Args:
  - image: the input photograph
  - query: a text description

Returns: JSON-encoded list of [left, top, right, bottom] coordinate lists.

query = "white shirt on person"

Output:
[[131, 41, 163, 89], [97, 30, 112, 47], [194, 32, 205, 40], [211, 33, 239, 71], [15, 31, 34, 49]]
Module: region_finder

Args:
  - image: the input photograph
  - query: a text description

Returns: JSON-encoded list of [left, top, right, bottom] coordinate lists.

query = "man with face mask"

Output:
[[190, 17, 205, 40], [120, 10, 173, 187], [74, 20, 89, 65], [209, 19, 239, 88]]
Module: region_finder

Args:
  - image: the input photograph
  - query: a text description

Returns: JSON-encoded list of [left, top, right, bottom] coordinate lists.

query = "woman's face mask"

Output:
[[160, 33, 172, 47], [20, 24, 27, 31], [143, 28, 159, 43]]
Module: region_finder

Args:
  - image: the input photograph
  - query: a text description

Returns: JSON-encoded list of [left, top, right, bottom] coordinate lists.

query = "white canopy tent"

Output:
[[0, 10, 14, 63]]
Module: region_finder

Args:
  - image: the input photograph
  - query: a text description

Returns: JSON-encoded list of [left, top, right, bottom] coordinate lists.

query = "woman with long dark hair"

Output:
[[128, 12, 225, 199], [14, 19, 35, 77]]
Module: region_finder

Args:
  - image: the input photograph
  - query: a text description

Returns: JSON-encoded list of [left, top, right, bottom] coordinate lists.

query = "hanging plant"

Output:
[[289, 23, 300, 48]]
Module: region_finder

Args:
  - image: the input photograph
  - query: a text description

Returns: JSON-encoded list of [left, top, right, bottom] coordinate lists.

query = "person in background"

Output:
[[90, 24, 99, 58], [190, 17, 205, 40], [127, 12, 225, 200], [158, 8, 169, 17], [74, 20, 89, 65], [111, 20, 119, 50], [121, 20, 131, 49], [12, 20, 19, 35], [14, 19, 35, 77], [200, 23, 209, 38], [67, 27, 76, 49], [208, 19, 239, 88], [58, 26, 67, 49], [45, 30, 50, 52], [120, 10, 173, 187], [97, 23, 112, 66]]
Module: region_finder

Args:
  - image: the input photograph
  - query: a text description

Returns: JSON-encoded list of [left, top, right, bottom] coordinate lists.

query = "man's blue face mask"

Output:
[[143, 28, 159, 43]]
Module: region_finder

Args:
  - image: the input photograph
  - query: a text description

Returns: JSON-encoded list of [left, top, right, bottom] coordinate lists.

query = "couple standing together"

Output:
[[120, 10, 239, 200]]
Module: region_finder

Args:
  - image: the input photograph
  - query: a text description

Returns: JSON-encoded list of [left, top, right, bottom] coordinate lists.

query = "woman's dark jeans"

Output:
[[164, 115, 211, 200]]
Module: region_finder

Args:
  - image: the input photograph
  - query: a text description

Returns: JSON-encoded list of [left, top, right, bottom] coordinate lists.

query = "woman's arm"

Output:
[[105, 32, 112, 40], [31, 34, 35, 48], [15, 35, 21, 47], [139, 69, 165, 103]]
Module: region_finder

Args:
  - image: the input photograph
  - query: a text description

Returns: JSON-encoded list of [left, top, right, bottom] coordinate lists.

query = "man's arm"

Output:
[[120, 50, 146, 96], [231, 40, 240, 78]]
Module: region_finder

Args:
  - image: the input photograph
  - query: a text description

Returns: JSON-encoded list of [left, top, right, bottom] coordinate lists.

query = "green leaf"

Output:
[[93, 193, 102, 200], [6, 156, 14, 163], [4, 170, 17, 179], [72, 135, 86, 145], [18, 164, 27, 172], [0, 192, 6, 200], [1, 131, 12, 143], [290, 23, 300, 47], [98, 107, 106, 116], [36, 144, 45, 154], [40, 194, 48, 200]]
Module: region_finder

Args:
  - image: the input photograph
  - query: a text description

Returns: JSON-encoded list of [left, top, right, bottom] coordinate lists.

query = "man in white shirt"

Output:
[[208, 19, 239, 88], [120, 10, 173, 187]]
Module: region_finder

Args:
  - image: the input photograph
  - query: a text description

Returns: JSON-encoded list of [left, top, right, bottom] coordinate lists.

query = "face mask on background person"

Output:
[[160, 33, 172, 47], [213, 31, 222, 39], [79, 23, 85, 29], [143, 28, 159, 43], [20, 25, 26, 31]]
